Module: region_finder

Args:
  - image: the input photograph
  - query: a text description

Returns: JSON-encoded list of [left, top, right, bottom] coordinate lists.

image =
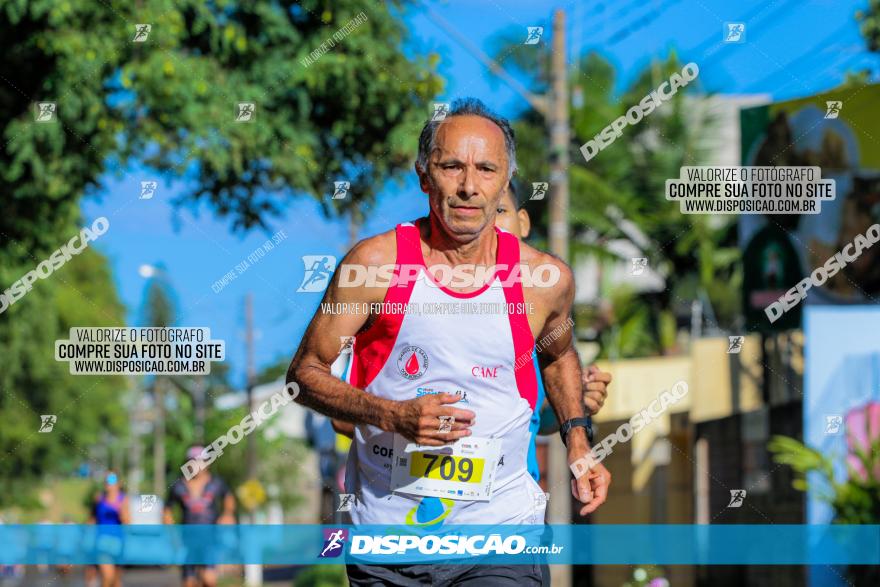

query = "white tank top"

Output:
[[343, 220, 546, 527]]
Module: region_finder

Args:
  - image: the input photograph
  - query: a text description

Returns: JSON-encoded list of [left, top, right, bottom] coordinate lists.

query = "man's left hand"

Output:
[[583, 365, 612, 415], [568, 447, 611, 516]]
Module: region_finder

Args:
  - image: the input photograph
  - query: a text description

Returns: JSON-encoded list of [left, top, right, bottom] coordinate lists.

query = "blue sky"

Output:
[[79, 0, 879, 388]]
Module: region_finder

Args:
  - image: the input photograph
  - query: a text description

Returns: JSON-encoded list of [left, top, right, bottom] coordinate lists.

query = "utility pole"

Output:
[[245, 293, 257, 479], [244, 293, 263, 587], [195, 377, 206, 443], [548, 9, 570, 261], [547, 10, 573, 587], [128, 382, 143, 495], [152, 376, 165, 497]]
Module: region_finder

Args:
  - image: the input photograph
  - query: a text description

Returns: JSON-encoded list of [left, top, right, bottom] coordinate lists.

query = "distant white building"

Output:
[[215, 379, 307, 440]]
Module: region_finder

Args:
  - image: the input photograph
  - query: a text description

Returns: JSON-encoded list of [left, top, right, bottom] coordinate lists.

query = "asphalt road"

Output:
[[8, 567, 181, 587], [5, 566, 297, 586]]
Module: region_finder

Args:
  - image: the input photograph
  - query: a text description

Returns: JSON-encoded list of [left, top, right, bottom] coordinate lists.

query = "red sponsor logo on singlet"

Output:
[[471, 365, 501, 378], [397, 345, 428, 380]]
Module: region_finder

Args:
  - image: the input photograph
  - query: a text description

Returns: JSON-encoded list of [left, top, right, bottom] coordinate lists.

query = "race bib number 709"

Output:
[[390, 435, 501, 501]]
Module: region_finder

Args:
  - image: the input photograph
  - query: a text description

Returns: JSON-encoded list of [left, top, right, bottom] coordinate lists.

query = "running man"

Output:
[[288, 97, 611, 586], [89, 471, 129, 587], [331, 181, 613, 486], [164, 445, 236, 587]]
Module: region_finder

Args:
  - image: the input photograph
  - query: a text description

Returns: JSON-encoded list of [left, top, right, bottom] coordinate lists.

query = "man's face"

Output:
[[417, 115, 510, 239]]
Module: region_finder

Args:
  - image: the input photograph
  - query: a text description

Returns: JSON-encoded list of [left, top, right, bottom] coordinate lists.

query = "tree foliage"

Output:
[[857, 0, 880, 54], [2, 0, 442, 243], [0, 248, 127, 508]]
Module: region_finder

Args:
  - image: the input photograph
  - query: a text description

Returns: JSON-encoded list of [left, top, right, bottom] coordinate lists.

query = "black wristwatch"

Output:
[[559, 416, 593, 447]]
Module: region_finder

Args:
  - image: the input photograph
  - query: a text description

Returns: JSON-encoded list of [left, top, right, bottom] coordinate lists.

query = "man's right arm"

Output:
[[287, 238, 401, 431]]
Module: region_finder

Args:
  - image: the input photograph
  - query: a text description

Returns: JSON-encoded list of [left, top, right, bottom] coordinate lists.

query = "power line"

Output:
[[743, 30, 865, 94], [690, 0, 797, 64], [421, 2, 547, 114], [604, 0, 684, 47], [580, 0, 651, 42]]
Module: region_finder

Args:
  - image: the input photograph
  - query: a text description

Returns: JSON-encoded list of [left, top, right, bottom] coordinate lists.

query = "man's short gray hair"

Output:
[[417, 98, 517, 179]]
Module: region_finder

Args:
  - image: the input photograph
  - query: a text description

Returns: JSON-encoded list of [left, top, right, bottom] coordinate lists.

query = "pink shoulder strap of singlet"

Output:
[[496, 227, 539, 411], [348, 222, 421, 389]]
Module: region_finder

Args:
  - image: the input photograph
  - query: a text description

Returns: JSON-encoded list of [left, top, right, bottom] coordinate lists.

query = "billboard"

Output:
[[740, 84, 880, 331]]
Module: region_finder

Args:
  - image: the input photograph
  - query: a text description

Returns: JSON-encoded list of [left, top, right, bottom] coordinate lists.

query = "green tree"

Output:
[[0, 247, 127, 508], [2, 0, 442, 245], [139, 266, 178, 495], [857, 0, 880, 54]]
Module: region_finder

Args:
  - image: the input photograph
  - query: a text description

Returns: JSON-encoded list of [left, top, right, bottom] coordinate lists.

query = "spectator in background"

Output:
[[89, 471, 129, 587], [164, 445, 235, 587]]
